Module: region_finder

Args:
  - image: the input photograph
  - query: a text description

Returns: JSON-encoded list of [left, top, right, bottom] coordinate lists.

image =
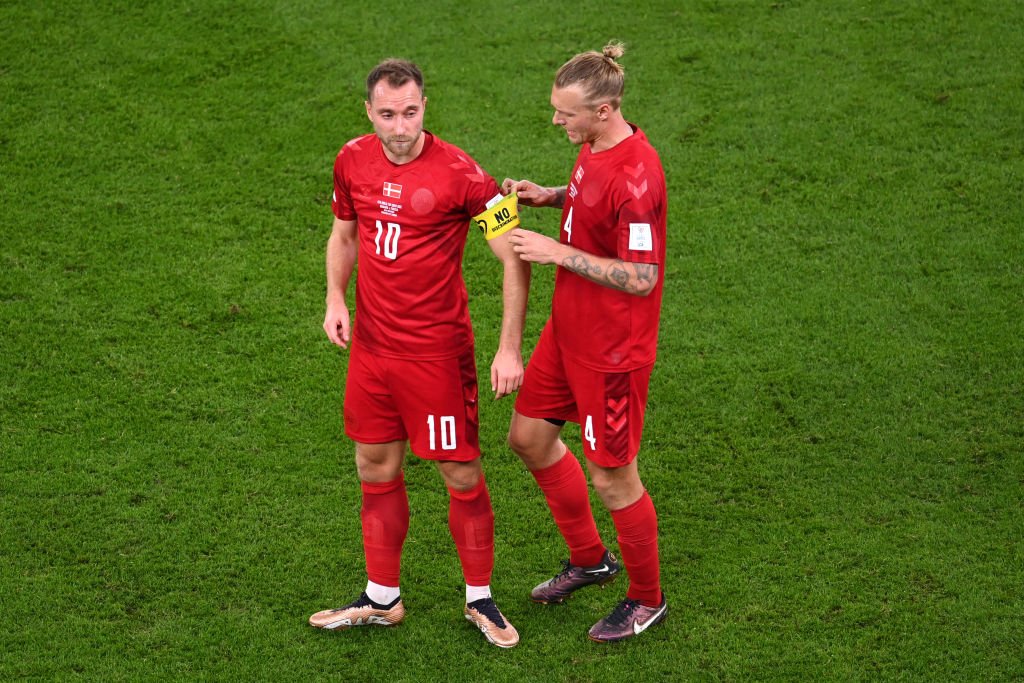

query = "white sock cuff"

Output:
[[366, 580, 400, 605], [466, 584, 492, 603]]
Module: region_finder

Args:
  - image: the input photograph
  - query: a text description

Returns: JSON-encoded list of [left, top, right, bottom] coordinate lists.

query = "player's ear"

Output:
[[365, 100, 372, 120]]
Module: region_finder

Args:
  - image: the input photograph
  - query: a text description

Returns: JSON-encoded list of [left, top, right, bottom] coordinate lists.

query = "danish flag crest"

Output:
[[383, 182, 402, 199]]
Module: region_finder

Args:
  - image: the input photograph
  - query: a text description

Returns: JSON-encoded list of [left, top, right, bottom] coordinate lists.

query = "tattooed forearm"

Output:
[[633, 263, 657, 294], [607, 262, 630, 289], [561, 254, 659, 295], [551, 187, 567, 209], [563, 254, 603, 279]]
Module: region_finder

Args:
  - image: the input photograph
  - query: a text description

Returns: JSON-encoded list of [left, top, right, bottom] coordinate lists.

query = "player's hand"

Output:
[[323, 300, 351, 349], [490, 347, 524, 400], [507, 228, 565, 265], [501, 178, 554, 207]]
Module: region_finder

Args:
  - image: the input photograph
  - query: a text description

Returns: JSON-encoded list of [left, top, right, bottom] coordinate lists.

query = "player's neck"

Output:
[[589, 115, 633, 153]]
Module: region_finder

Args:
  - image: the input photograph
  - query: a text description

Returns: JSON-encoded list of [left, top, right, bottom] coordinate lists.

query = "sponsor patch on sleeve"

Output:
[[628, 223, 653, 251]]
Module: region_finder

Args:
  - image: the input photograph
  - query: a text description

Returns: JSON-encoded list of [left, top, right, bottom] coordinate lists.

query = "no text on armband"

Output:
[[473, 193, 520, 240]]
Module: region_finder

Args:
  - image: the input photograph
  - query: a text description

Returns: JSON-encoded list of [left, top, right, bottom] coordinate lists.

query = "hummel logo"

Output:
[[632, 603, 668, 635], [584, 564, 610, 575]]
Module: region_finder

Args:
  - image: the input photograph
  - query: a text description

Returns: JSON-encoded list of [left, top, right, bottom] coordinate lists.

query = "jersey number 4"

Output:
[[374, 220, 401, 260]]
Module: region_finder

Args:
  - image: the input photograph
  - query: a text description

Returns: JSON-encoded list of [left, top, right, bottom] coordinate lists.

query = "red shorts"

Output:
[[344, 341, 480, 461], [515, 322, 653, 468]]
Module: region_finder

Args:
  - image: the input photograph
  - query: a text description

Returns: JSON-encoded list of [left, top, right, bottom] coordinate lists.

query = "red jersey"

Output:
[[552, 125, 667, 371], [332, 132, 501, 360]]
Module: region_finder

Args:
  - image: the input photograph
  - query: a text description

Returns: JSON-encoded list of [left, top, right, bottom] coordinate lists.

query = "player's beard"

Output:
[[382, 131, 421, 159]]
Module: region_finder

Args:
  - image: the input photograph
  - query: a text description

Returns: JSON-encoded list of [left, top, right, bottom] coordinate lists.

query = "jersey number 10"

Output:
[[374, 220, 401, 260]]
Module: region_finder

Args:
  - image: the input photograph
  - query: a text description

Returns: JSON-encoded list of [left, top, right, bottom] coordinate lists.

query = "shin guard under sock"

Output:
[[360, 474, 409, 587], [610, 490, 662, 607], [447, 476, 495, 587], [531, 450, 605, 567]]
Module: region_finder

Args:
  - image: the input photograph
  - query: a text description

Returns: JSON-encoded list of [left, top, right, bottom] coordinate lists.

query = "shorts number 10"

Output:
[[427, 414, 457, 451]]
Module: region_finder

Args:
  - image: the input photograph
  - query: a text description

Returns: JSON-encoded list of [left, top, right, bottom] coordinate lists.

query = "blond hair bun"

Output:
[[603, 41, 626, 61]]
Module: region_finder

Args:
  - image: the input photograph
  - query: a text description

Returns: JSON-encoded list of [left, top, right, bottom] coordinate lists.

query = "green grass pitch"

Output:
[[2, 0, 1021, 679]]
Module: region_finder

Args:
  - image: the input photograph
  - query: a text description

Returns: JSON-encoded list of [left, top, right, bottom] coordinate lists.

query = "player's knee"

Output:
[[589, 467, 615, 497], [589, 463, 644, 510], [355, 450, 402, 483], [438, 458, 482, 492], [506, 424, 529, 457], [356, 459, 395, 483], [507, 425, 545, 467]]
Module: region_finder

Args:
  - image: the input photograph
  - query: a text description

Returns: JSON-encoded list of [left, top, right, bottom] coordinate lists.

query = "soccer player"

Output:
[[308, 59, 529, 649], [502, 42, 668, 642]]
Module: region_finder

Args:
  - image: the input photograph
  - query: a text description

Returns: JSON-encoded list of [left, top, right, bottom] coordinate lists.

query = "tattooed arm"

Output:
[[506, 227, 658, 296], [560, 253, 659, 296]]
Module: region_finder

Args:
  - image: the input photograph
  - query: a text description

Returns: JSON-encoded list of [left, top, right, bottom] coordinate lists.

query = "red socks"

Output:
[[530, 450, 605, 567], [611, 490, 662, 607], [360, 474, 409, 587], [447, 476, 495, 587], [533, 453, 663, 606], [362, 473, 496, 588], [362, 465, 661, 607]]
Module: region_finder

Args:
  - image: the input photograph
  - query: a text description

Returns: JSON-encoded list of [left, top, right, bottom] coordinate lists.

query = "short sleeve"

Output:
[[615, 162, 664, 265], [332, 147, 356, 221], [450, 149, 501, 218]]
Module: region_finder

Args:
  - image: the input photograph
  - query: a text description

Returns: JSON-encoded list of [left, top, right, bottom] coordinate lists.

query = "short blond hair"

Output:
[[554, 41, 626, 109]]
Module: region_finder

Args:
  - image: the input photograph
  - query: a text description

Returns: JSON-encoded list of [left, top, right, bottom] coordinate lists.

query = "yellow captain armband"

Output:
[[474, 192, 520, 240]]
